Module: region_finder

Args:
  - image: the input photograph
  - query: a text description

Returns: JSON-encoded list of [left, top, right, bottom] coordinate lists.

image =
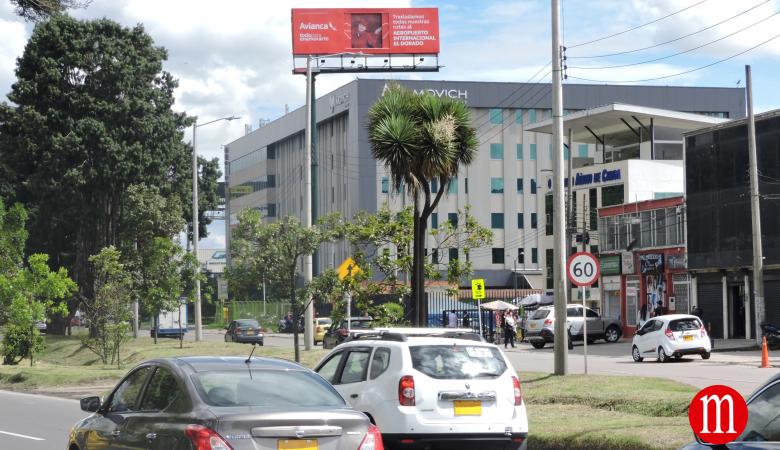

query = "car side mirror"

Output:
[[80, 396, 102, 412]]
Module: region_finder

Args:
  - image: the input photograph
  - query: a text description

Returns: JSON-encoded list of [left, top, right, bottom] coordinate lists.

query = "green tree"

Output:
[[9, 0, 91, 21], [229, 211, 333, 362], [81, 246, 133, 368], [0, 254, 76, 365], [368, 83, 478, 325], [137, 237, 186, 344], [0, 201, 28, 283], [0, 16, 220, 333]]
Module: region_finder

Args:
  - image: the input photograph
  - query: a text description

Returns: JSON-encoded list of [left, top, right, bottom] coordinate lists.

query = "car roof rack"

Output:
[[346, 331, 408, 342], [372, 327, 485, 342]]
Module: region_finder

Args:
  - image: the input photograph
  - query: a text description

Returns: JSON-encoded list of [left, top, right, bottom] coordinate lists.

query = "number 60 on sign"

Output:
[[567, 252, 600, 287]]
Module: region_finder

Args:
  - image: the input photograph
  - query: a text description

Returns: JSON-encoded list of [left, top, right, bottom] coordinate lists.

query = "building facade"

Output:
[[685, 109, 780, 339], [225, 79, 744, 294]]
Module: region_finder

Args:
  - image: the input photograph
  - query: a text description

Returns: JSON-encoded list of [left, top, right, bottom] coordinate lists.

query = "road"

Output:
[[0, 390, 86, 449]]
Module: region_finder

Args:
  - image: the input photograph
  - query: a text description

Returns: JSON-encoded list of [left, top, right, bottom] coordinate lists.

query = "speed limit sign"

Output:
[[567, 252, 600, 287]]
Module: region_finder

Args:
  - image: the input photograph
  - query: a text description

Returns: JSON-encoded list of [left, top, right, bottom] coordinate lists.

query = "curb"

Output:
[[711, 345, 760, 353]]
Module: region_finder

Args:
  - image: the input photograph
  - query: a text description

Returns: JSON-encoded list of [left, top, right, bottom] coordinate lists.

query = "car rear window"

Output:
[[192, 369, 345, 408], [409, 345, 508, 379], [531, 309, 550, 319], [668, 318, 701, 332], [342, 320, 372, 329], [236, 320, 259, 327]]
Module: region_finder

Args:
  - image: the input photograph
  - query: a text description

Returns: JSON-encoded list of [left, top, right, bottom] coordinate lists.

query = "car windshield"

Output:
[[531, 309, 550, 320], [410, 345, 508, 379], [236, 320, 259, 328], [317, 318, 332, 325], [192, 369, 345, 408], [668, 318, 701, 332], [342, 320, 372, 329]]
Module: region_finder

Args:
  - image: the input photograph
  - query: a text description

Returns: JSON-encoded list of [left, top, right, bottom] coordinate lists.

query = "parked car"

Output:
[[34, 320, 47, 334], [525, 304, 622, 349], [224, 319, 264, 345], [680, 373, 780, 448], [314, 317, 332, 345], [67, 356, 382, 450], [314, 329, 528, 449], [631, 314, 710, 362], [322, 317, 373, 349]]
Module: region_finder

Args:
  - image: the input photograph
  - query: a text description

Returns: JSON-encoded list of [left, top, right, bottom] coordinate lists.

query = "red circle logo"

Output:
[[688, 385, 748, 445]]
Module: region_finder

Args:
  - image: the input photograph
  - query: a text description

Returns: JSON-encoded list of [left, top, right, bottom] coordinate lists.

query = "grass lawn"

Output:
[[0, 336, 700, 449]]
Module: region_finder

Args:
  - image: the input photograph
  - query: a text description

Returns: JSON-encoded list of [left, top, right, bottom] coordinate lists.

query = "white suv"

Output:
[[314, 329, 528, 450]]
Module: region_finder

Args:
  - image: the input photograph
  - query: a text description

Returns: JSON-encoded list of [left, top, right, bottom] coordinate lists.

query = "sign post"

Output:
[[567, 252, 601, 375], [338, 258, 362, 331], [471, 279, 485, 335]]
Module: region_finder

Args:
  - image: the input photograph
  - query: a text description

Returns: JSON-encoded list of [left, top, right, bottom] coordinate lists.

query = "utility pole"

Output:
[[303, 56, 315, 350], [551, 0, 569, 375], [746, 65, 765, 346], [192, 118, 202, 342]]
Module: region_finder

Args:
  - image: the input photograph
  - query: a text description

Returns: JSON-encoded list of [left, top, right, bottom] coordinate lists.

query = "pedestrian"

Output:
[[462, 311, 471, 328], [504, 312, 516, 348], [448, 310, 458, 328], [691, 305, 703, 319], [654, 301, 664, 317], [442, 310, 448, 327]]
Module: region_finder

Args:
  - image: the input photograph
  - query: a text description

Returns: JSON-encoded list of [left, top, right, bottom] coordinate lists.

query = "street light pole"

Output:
[[192, 115, 240, 342]]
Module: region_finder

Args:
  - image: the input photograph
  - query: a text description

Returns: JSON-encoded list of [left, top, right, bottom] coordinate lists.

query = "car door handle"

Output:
[[146, 432, 157, 440], [111, 430, 121, 437], [350, 394, 359, 399]]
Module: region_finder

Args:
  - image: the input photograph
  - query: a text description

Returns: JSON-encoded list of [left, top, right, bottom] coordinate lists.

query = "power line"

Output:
[[568, 31, 780, 84], [567, 0, 709, 49], [569, 0, 771, 59], [568, 11, 780, 70]]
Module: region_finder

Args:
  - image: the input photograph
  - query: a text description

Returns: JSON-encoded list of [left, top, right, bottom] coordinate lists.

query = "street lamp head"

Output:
[[226, 116, 241, 121]]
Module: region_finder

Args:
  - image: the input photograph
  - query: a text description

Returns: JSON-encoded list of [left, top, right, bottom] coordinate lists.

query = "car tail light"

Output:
[[700, 326, 707, 338], [665, 328, 675, 341], [398, 375, 415, 406], [357, 424, 384, 450], [511, 376, 523, 406], [185, 424, 233, 450], [543, 319, 553, 327]]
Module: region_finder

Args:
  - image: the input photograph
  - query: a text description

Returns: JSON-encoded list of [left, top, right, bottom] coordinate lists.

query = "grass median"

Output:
[[0, 335, 699, 449]]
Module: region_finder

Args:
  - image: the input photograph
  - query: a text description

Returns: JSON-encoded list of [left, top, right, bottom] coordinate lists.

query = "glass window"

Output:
[[601, 184, 624, 207], [545, 194, 553, 236], [517, 178, 523, 193], [431, 248, 439, 264], [316, 351, 344, 384], [492, 248, 505, 264], [564, 145, 570, 160], [381, 177, 389, 194], [491, 213, 504, 229], [490, 108, 503, 124], [532, 248, 538, 264], [339, 351, 371, 384], [530, 144, 537, 160], [108, 366, 153, 413], [465, 177, 469, 194], [139, 367, 186, 412], [567, 307, 582, 317], [515, 109, 524, 125], [431, 213, 438, 229], [448, 213, 458, 228], [517, 213, 524, 229], [655, 208, 667, 246], [448, 177, 457, 194], [516, 144, 523, 160], [738, 381, 780, 441], [529, 109, 537, 124], [586, 308, 599, 318], [449, 248, 458, 261], [370, 348, 391, 379], [194, 370, 344, 408], [409, 345, 507, 380], [589, 188, 599, 231], [491, 178, 504, 194], [548, 144, 553, 160], [578, 144, 588, 158], [531, 213, 538, 229], [431, 177, 439, 193], [518, 248, 525, 263], [531, 179, 537, 194], [490, 143, 504, 159]]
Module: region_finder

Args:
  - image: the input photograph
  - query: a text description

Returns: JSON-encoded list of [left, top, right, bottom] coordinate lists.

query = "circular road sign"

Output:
[[567, 252, 600, 287]]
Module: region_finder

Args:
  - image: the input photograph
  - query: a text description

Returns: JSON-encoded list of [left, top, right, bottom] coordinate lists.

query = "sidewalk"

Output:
[[712, 338, 759, 352]]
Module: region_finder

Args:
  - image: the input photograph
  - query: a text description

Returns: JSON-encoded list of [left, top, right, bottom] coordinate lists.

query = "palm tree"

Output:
[[368, 83, 478, 326]]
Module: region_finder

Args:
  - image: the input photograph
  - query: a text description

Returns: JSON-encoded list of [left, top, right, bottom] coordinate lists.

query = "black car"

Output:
[[680, 373, 780, 449], [322, 317, 373, 349], [224, 319, 264, 345], [67, 356, 382, 450]]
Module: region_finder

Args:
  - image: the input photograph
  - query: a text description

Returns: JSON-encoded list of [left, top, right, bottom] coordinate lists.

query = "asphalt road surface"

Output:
[[0, 390, 87, 450]]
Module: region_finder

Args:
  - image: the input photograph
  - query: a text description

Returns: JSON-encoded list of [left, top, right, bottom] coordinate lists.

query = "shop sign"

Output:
[[573, 168, 621, 187], [667, 254, 687, 269], [639, 253, 664, 274], [626, 286, 638, 296], [621, 252, 635, 274], [600, 255, 621, 276]]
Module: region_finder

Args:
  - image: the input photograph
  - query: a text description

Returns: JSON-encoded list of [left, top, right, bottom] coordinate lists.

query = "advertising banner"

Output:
[[292, 8, 440, 55], [600, 255, 621, 276], [621, 252, 635, 274], [639, 253, 664, 274]]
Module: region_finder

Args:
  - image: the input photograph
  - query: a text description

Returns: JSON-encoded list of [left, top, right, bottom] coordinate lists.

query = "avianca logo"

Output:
[[299, 22, 337, 31]]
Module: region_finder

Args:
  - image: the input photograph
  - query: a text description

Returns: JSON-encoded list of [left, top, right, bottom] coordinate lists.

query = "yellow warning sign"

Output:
[[337, 257, 362, 280], [471, 279, 486, 300]]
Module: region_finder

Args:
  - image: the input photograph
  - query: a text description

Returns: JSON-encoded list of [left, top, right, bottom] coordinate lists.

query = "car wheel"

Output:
[[701, 351, 711, 360], [587, 338, 596, 345], [259, 341, 264, 347], [658, 346, 670, 363], [604, 326, 620, 343], [531, 341, 546, 349], [632, 345, 643, 362]]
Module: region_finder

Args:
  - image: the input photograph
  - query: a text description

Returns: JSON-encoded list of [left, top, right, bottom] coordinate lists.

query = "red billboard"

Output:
[[292, 8, 439, 56]]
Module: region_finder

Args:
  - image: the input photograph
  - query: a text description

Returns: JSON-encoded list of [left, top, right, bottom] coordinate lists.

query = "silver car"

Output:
[[68, 356, 382, 450], [524, 304, 622, 349]]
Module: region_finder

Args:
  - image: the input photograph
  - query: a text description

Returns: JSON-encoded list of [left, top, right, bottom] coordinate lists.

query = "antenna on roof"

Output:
[[245, 343, 257, 364]]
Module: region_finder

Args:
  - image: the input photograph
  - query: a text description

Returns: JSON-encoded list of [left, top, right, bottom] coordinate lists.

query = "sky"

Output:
[[1, 0, 779, 249]]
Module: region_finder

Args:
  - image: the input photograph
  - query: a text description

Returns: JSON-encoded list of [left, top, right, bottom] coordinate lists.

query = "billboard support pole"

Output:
[[304, 56, 315, 351], [746, 65, 765, 346], [552, 0, 569, 375]]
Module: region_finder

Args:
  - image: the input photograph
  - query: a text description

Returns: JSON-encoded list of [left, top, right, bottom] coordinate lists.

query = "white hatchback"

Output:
[[314, 329, 529, 450], [631, 314, 711, 362]]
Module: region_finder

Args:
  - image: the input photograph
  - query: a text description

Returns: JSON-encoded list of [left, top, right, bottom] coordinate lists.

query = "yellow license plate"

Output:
[[529, 323, 538, 329], [246, 330, 255, 335], [454, 400, 482, 416], [278, 439, 318, 450], [683, 335, 694, 342]]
